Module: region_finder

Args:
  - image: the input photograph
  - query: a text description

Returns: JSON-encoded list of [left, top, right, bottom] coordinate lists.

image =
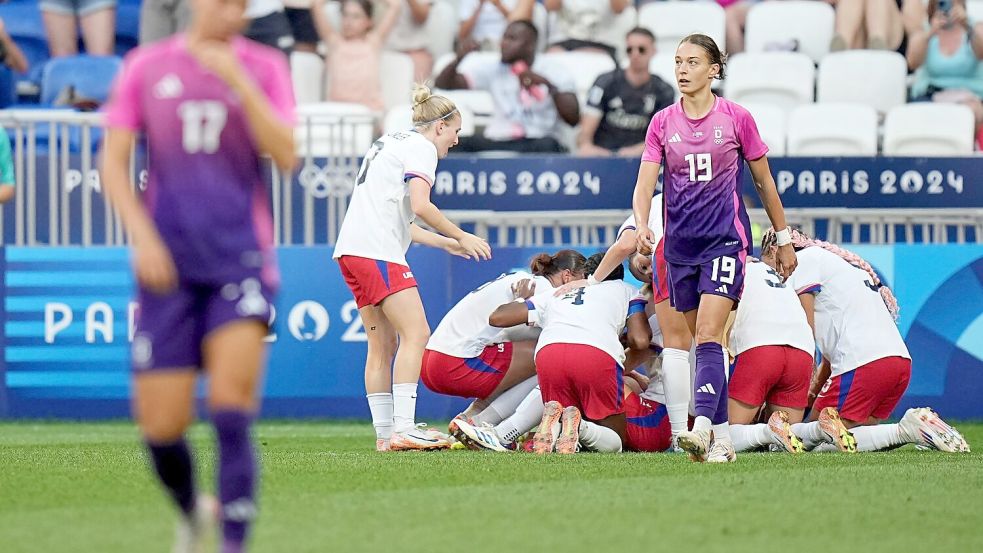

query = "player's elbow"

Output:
[[488, 308, 516, 328], [626, 327, 652, 351]]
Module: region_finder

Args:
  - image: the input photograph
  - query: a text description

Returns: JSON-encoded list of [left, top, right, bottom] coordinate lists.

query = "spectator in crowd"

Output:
[[385, 0, 436, 80], [0, 126, 13, 205], [578, 27, 674, 157], [435, 20, 580, 153], [244, 0, 295, 56], [722, 0, 752, 54], [458, 0, 533, 51], [284, 0, 321, 53], [908, 0, 983, 141], [0, 18, 29, 73], [40, 0, 116, 56], [139, 0, 190, 44], [545, 0, 630, 60], [829, 0, 908, 51], [312, 0, 401, 112]]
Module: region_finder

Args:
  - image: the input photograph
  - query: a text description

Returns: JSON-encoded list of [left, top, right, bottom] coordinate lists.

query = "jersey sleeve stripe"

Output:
[[404, 172, 433, 186], [627, 301, 646, 316], [524, 300, 536, 310], [796, 284, 822, 295]]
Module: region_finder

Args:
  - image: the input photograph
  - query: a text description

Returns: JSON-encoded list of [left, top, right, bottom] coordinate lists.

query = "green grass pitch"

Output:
[[1, 421, 981, 553]]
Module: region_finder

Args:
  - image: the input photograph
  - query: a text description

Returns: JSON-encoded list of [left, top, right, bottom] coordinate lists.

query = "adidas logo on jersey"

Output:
[[715, 284, 729, 294], [697, 383, 717, 395], [668, 132, 682, 144]]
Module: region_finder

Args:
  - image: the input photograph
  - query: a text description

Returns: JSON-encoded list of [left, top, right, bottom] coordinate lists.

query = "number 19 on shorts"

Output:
[[711, 255, 736, 285]]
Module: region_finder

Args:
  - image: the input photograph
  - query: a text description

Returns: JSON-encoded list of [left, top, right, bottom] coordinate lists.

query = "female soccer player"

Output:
[[631, 33, 797, 463], [100, 1, 296, 551], [760, 228, 970, 453], [333, 85, 491, 452]]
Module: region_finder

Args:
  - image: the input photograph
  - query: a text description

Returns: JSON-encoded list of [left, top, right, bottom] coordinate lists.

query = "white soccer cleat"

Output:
[[706, 440, 736, 463], [172, 495, 218, 553], [448, 415, 481, 450], [454, 418, 510, 452], [677, 428, 712, 462], [375, 438, 390, 452], [900, 407, 971, 453], [389, 427, 451, 451], [415, 423, 452, 443], [768, 411, 805, 454]]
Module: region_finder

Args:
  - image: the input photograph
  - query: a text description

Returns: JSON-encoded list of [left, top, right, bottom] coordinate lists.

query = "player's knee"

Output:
[[207, 382, 257, 412], [694, 324, 724, 345], [138, 411, 193, 443], [401, 324, 430, 347]]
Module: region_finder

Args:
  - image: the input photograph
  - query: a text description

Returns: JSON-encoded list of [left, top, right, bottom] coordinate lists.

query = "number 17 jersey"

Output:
[[333, 130, 439, 266], [642, 97, 768, 265]]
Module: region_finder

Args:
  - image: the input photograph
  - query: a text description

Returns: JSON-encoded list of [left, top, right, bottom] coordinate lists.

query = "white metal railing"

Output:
[[0, 110, 980, 248]]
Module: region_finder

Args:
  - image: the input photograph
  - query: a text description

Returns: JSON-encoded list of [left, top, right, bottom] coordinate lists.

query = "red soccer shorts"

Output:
[[730, 345, 814, 409], [421, 343, 513, 399], [813, 356, 912, 422], [337, 255, 417, 308], [536, 343, 624, 421], [624, 392, 672, 452]]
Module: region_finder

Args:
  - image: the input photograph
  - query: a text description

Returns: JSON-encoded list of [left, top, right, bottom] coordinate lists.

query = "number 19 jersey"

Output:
[[333, 131, 439, 266], [642, 97, 768, 265]]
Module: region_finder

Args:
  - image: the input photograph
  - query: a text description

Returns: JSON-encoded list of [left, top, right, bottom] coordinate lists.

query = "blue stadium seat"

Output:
[[0, 66, 16, 108], [115, 0, 141, 57], [40, 55, 123, 106], [0, 0, 49, 95]]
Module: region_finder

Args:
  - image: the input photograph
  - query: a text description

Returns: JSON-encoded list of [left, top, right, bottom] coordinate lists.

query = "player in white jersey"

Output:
[[333, 85, 491, 452], [725, 259, 816, 454], [554, 194, 693, 449], [475, 252, 652, 454], [759, 228, 969, 453]]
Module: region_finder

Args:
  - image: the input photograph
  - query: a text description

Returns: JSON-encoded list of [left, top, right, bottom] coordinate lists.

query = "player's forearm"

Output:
[[489, 302, 528, 327], [410, 223, 455, 249], [749, 158, 789, 232], [228, 74, 297, 173], [593, 235, 635, 282], [632, 162, 659, 228], [100, 150, 158, 245], [413, 201, 466, 240]]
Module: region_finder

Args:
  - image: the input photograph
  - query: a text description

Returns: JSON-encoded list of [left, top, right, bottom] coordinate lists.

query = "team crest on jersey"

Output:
[[713, 125, 724, 145], [153, 73, 183, 99]]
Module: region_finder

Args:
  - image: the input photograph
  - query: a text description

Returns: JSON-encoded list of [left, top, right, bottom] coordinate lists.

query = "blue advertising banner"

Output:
[[2, 244, 982, 420]]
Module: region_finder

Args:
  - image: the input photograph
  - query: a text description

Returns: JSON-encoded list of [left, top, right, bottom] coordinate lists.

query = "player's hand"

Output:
[[775, 243, 798, 280], [636, 226, 655, 256], [456, 232, 492, 260], [134, 234, 178, 294], [511, 278, 536, 299], [553, 279, 587, 297], [189, 39, 244, 86], [626, 370, 650, 390]]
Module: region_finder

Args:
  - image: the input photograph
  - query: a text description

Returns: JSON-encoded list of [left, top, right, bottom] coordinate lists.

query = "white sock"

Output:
[[366, 393, 393, 440], [391, 383, 418, 433], [462, 399, 489, 419], [730, 424, 772, 452], [811, 442, 840, 453], [494, 386, 543, 444], [692, 415, 712, 434], [852, 424, 907, 452], [712, 422, 731, 444], [472, 376, 538, 426], [791, 421, 826, 450], [661, 348, 692, 436], [578, 421, 622, 452]]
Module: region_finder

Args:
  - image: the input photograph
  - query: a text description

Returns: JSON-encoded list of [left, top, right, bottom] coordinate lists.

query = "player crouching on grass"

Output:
[[456, 252, 652, 454]]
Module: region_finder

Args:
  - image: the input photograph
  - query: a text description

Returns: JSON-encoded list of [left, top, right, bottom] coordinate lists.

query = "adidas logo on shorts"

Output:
[[715, 284, 729, 294]]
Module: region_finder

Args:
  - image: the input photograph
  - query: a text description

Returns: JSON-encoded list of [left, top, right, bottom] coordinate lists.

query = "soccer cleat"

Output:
[[453, 418, 510, 452], [666, 435, 684, 453], [706, 440, 736, 463], [677, 428, 712, 462], [768, 411, 804, 454], [555, 406, 582, 454], [389, 427, 451, 451], [818, 407, 857, 453], [416, 423, 452, 443], [172, 495, 218, 553], [899, 407, 971, 453], [533, 401, 564, 454], [375, 438, 390, 452]]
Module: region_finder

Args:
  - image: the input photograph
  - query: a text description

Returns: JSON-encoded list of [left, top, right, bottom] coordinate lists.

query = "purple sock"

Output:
[[213, 410, 257, 550], [694, 342, 726, 421], [712, 372, 730, 425], [146, 438, 196, 516]]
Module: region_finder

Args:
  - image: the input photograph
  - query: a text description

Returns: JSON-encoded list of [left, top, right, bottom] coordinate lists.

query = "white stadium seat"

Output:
[[383, 102, 476, 136], [638, 2, 726, 58], [969, 0, 983, 23], [744, 1, 835, 63], [883, 103, 976, 156], [817, 51, 908, 115], [595, 6, 638, 63], [424, 1, 457, 61], [740, 102, 787, 156], [723, 52, 815, 112], [540, 51, 617, 103], [295, 102, 375, 157], [786, 103, 878, 156], [290, 51, 324, 105], [648, 52, 680, 100], [532, 2, 550, 51], [380, 51, 415, 110]]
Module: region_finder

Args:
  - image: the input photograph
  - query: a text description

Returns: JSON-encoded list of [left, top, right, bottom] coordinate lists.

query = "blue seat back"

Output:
[[40, 55, 123, 106]]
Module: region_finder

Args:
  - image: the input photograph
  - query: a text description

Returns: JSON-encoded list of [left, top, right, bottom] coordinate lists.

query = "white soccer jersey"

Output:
[[527, 280, 645, 365], [427, 272, 553, 358], [787, 247, 910, 377], [333, 130, 438, 265], [729, 260, 815, 356], [617, 193, 665, 241]]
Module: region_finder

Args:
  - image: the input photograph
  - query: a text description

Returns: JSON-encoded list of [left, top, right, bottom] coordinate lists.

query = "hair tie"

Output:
[[413, 96, 431, 107]]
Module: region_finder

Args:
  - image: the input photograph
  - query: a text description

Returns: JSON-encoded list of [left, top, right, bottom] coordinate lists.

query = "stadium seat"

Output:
[[425, 1, 457, 61], [817, 51, 908, 115], [291, 51, 324, 105], [383, 103, 475, 136], [786, 103, 878, 156], [594, 6, 637, 63], [40, 55, 123, 106], [723, 52, 815, 112], [295, 102, 376, 157], [969, 0, 983, 23], [115, 0, 141, 56], [380, 51, 415, 110], [532, 2, 550, 51], [638, 2, 726, 58], [744, 1, 835, 63], [540, 51, 616, 103], [740, 102, 787, 156], [883, 103, 976, 156]]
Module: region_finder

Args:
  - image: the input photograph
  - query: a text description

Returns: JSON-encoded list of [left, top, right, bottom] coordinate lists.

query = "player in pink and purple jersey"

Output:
[[631, 34, 797, 463], [100, 1, 296, 551]]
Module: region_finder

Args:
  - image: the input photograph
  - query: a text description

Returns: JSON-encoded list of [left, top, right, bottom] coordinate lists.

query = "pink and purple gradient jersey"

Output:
[[103, 34, 295, 289], [642, 97, 767, 265]]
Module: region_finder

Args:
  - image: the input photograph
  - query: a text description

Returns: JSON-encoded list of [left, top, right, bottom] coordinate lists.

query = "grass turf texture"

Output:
[[1, 422, 981, 553]]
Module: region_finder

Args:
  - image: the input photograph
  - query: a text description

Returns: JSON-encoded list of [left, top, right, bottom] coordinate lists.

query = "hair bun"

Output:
[[412, 83, 432, 107], [529, 253, 553, 275]]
